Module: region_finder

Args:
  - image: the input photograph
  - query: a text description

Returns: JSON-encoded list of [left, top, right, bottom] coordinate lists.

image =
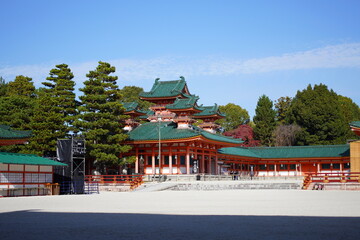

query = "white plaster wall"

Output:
[[9, 164, 23, 171], [0, 163, 8, 171], [39, 166, 52, 172], [25, 165, 38, 172]]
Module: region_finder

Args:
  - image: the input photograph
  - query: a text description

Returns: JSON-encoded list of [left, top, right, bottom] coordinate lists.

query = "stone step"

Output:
[[168, 183, 301, 191]]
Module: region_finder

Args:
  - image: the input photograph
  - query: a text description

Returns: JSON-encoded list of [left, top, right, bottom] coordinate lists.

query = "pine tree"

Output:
[[253, 95, 276, 146], [74, 61, 131, 170], [0, 76, 36, 153], [24, 64, 76, 155], [42, 64, 77, 134], [24, 89, 66, 155]]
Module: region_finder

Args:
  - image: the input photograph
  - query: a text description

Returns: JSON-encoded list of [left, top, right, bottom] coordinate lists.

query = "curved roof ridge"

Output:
[[248, 144, 349, 150], [350, 121, 360, 128]]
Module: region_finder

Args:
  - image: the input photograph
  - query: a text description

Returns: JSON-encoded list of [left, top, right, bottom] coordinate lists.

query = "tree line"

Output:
[[1, 62, 359, 169], [0, 62, 136, 170], [222, 85, 360, 146]]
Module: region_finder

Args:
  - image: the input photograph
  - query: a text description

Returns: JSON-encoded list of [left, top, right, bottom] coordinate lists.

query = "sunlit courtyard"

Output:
[[1, 190, 360, 240]]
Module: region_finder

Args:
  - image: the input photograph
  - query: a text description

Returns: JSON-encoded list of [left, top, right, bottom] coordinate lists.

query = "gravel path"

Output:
[[1, 190, 360, 239]]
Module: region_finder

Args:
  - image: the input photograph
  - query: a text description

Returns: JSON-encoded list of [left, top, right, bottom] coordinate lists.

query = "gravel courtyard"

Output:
[[1, 190, 360, 240]]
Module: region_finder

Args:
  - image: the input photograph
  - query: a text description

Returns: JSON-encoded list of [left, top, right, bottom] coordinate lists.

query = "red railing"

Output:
[[85, 175, 144, 190], [302, 172, 360, 189], [85, 175, 143, 183]]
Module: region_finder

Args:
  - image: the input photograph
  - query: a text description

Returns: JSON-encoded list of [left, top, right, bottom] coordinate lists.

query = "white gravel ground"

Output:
[[1, 190, 360, 240]]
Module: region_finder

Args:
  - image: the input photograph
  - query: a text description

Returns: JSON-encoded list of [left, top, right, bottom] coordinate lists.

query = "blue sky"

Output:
[[1, 0, 360, 117]]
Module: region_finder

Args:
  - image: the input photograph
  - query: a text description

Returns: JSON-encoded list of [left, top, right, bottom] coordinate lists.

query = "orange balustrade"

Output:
[[85, 175, 144, 190], [303, 172, 360, 190]]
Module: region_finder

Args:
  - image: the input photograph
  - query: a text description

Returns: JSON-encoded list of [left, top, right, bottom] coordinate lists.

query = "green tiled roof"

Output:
[[193, 104, 225, 117], [166, 94, 202, 110], [350, 121, 360, 128], [140, 78, 188, 98], [0, 152, 67, 166], [0, 125, 32, 139], [128, 122, 243, 144], [122, 102, 147, 114], [219, 144, 350, 159], [139, 110, 154, 119], [123, 102, 139, 112]]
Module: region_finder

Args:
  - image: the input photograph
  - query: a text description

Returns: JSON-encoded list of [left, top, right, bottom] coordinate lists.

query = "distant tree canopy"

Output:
[[0, 76, 7, 96], [274, 96, 292, 124], [216, 103, 250, 132], [338, 95, 360, 140], [253, 95, 276, 146], [119, 86, 153, 110], [287, 84, 349, 145]]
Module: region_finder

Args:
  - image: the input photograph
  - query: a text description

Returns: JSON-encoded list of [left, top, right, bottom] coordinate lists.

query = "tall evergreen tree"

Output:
[[74, 61, 131, 170], [42, 64, 77, 134], [7, 75, 35, 97], [0, 76, 36, 153], [287, 84, 348, 145], [24, 64, 76, 155], [253, 95, 276, 146], [24, 89, 66, 155]]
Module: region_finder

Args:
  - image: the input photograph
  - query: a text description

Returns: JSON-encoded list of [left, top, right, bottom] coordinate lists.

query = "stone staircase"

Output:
[[134, 180, 302, 192]]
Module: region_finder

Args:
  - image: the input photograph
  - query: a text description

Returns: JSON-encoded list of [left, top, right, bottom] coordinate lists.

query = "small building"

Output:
[[0, 125, 67, 197], [218, 144, 350, 176], [0, 152, 67, 197], [0, 124, 32, 146]]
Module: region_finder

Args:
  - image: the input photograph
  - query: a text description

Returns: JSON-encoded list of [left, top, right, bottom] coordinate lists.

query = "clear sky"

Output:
[[1, 0, 360, 117]]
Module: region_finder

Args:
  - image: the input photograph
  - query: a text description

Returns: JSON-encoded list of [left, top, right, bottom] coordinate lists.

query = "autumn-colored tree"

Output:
[[223, 124, 260, 147]]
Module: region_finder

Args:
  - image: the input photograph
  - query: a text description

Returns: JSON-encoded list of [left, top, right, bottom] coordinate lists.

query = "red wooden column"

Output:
[[152, 146, 155, 174], [215, 154, 219, 175], [201, 151, 205, 173], [186, 152, 190, 175], [169, 154, 173, 175], [207, 156, 211, 174], [135, 148, 139, 173]]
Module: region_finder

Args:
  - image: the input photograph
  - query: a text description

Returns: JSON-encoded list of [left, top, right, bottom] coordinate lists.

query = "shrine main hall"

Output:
[[89, 77, 360, 177]]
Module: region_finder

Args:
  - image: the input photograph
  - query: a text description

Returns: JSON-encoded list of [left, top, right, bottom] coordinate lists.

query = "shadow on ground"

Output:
[[1, 211, 359, 240]]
